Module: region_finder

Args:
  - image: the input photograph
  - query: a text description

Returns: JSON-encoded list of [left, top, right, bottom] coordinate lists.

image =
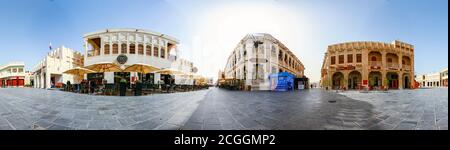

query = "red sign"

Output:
[[363, 80, 368, 85]]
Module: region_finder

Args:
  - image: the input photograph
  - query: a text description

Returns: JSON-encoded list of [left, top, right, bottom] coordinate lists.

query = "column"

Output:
[[84, 40, 88, 66], [398, 53, 403, 71], [119, 33, 123, 54], [45, 72, 50, 89], [165, 41, 168, 59], [40, 72, 45, 89], [381, 51, 387, 88], [361, 49, 369, 87], [344, 70, 349, 90], [143, 36, 147, 56], [126, 33, 130, 54], [398, 72, 404, 89], [109, 34, 112, 55], [100, 36, 104, 56]]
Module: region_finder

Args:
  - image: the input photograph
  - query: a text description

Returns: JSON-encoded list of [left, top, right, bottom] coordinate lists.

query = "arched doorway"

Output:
[[348, 71, 362, 90], [369, 71, 382, 89], [403, 74, 411, 89], [386, 72, 399, 89], [332, 72, 344, 90]]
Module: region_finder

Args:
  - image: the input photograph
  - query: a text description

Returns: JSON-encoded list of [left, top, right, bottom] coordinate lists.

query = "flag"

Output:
[[49, 42, 52, 50]]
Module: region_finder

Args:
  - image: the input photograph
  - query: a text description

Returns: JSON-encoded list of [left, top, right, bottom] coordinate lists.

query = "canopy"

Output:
[[124, 63, 160, 74], [63, 67, 95, 83], [85, 62, 122, 72], [63, 67, 95, 76], [154, 68, 185, 75]]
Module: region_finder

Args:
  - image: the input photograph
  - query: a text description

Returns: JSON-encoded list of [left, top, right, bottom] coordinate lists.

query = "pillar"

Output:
[[399, 72, 404, 90], [100, 35, 104, 56], [362, 49, 369, 87], [45, 72, 51, 89]]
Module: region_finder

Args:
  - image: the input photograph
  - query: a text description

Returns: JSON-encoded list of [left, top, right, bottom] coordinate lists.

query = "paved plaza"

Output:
[[0, 87, 447, 130]]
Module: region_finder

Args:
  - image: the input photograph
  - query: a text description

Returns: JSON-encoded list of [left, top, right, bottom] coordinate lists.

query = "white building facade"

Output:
[[0, 62, 27, 87], [223, 33, 305, 90], [33, 46, 83, 89], [83, 28, 180, 84], [416, 67, 448, 88], [170, 58, 197, 85]]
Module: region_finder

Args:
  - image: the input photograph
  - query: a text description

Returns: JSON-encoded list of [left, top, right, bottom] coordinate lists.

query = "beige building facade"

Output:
[[33, 46, 84, 89], [223, 33, 305, 90], [321, 40, 415, 90]]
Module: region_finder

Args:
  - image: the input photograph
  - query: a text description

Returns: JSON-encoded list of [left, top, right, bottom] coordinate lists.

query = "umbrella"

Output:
[[85, 62, 122, 72], [124, 63, 161, 81], [124, 63, 160, 74], [63, 67, 95, 83], [154, 68, 185, 75], [63, 67, 95, 76]]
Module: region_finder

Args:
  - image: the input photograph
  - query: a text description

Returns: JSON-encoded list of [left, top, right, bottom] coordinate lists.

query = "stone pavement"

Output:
[[339, 88, 448, 130], [0, 87, 447, 130]]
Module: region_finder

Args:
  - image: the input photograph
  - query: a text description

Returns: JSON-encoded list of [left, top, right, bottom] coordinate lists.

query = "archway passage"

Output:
[[369, 71, 382, 89], [348, 71, 362, 90], [403, 74, 411, 89], [386, 72, 399, 89], [332, 72, 344, 90]]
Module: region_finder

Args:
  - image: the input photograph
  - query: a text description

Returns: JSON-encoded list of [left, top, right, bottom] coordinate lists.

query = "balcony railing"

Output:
[[369, 61, 382, 67], [87, 49, 100, 57], [403, 65, 412, 71], [387, 63, 399, 70]]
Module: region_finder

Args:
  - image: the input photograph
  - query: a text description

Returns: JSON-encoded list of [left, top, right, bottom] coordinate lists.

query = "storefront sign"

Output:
[[117, 54, 128, 64], [363, 80, 368, 85]]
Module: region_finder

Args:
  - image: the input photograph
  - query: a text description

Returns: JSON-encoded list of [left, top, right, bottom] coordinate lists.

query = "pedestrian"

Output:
[[66, 80, 71, 91]]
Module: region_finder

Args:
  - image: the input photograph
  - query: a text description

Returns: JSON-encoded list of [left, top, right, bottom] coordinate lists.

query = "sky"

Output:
[[0, 0, 447, 82]]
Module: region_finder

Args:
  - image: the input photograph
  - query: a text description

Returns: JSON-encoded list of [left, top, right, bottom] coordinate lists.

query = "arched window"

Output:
[[104, 44, 110, 55], [129, 44, 136, 54], [371, 56, 377, 61], [146, 45, 152, 56], [388, 58, 392, 63], [402, 60, 406, 65], [161, 48, 166, 58], [121, 44, 127, 54], [138, 44, 144, 55], [153, 47, 159, 57], [112, 44, 118, 54]]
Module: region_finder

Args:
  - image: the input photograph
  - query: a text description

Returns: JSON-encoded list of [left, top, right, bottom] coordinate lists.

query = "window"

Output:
[[104, 44, 110, 55], [347, 54, 353, 63], [18, 68, 23, 73], [112, 44, 118, 54], [146, 45, 152, 56], [121, 44, 127, 54], [331, 56, 336, 65], [129, 44, 136, 54], [153, 47, 159, 57], [371, 56, 377, 61], [356, 54, 362, 63], [339, 55, 344, 64], [279, 51, 283, 60], [138, 44, 144, 55], [388, 58, 393, 63], [161, 48, 165, 58], [271, 45, 276, 56]]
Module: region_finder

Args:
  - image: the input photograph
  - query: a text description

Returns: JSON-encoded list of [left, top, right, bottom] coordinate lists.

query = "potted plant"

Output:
[[369, 79, 375, 91], [383, 79, 389, 91], [135, 80, 142, 96], [119, 78, 127, 96]]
